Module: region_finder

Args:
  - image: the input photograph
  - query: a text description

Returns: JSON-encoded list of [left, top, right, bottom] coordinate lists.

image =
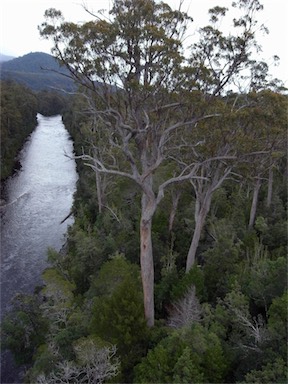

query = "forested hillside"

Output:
[[0, 53, 76, 180], [0, 52, 76, 91], [0, 81, 38, 180], [0, 80, 69, 181], [1, 0, 287, 383], [0, 54, 15, 62]]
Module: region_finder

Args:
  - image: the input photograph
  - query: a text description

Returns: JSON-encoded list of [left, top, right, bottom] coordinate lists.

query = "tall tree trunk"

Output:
[[95, 169, 103, 214], [248, 178, 261, 229], [140, 188, 156, 327], [186, 193, 212, 272], [266, 167, 273, 208]]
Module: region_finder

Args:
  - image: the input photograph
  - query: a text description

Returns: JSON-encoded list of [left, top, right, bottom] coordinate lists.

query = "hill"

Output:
[[0, 52, 76, 92], [0, 53, 15, 62]]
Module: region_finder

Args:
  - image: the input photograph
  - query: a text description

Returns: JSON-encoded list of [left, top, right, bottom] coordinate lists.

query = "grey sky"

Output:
[[1, 0, 287, 85]]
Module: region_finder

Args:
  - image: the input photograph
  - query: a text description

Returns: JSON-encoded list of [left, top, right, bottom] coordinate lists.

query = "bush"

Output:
[[134, 324, 227, 383], [88, 255, 148, 380], [1, 294, 48, 365]]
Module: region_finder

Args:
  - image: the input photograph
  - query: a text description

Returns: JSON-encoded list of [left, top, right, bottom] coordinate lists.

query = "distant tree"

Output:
[[0, 80, 38, 180], [180, 90, 286, 271], [243, 91, 287, 228], [37, 90, 68, 116]]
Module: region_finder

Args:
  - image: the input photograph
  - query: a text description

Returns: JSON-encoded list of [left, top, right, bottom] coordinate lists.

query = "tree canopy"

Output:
[[1, 1, 287, 382], [38, 0, 286, 328]]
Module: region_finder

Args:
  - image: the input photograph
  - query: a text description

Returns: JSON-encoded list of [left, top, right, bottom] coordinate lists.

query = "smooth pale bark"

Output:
[[186, 193, 212, 272], [248, 178, 261, 229], [185, 163, 233, 273], [140, 189, 157, 327]]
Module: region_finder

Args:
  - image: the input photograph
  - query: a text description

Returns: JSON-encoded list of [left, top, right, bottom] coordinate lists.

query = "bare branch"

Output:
[[83, 160, 137, 182], [157, 165, 208, 205], [168, 286, 202, 328], [36, 341, 119, 384]]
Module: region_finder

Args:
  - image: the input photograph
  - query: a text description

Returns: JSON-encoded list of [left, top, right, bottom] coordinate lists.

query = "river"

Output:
[[0, 114, 78, 383]]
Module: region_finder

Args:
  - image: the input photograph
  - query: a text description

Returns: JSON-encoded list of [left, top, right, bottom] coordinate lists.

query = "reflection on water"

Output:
[[0, 114, 78, 382]]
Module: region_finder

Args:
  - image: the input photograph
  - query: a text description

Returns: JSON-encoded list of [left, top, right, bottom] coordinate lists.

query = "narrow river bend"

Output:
[[1, 114, 78, 382]]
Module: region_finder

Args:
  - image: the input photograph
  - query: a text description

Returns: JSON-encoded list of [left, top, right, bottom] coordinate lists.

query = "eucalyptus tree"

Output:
[[183, 89, 286, 271], [181, 100, 239, 272], [177, 1, 284, 271], [39, 0, 202, 327], [236, 91, 287, 229], [39, 0, 280, 325]]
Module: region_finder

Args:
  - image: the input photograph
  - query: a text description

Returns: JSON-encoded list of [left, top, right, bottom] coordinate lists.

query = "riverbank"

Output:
[[1, 114, 78, 383]]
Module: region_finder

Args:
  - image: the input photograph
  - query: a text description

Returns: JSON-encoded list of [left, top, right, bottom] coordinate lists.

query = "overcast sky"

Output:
[[1, 0, 287, 85]]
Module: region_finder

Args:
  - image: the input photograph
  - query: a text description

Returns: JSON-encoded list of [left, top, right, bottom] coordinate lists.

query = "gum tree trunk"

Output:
[[186, 193, 212, 272], [140, 177, 157, 327], [249, 178, 261, 229]]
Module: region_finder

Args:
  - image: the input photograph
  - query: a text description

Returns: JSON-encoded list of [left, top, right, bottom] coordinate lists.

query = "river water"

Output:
[[0, 114, 78, 383]]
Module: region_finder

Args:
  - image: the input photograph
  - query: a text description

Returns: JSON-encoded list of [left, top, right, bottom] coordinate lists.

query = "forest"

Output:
[[0, 81, 38, 181], [1, 0, 287, 383], [0, 80, 68, 181], [0, 52, 76, 92]]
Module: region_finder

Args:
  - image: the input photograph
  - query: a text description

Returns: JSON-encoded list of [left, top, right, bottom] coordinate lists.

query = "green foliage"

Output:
[[241, 251, 287, 311], [0, 79, 70, 181], [0, 80, 38, 180], [172, 347, 204, 383], [90, 281, 146, 344], [27, 343, 60, 380], [1, 294, 48, 365], [171, 265, 206, 302], [201, 285, 288, 382], [154, 268, 179, 318], [134, 324, 227, 383], [65, 224, 106, 293], [40, 268, 76, 331], [268, 291, 288, 336], [2, 1, 287, 382], [134, 332, 186, 383], [266, 291, 288, 359], [88, 256, 148, 379], [63, 167, 141, 293], [261, 195, 287, 252], [240, 358, 287, 383], [53, 324, 88, 360], [203, 231, 243, 303], [87, 253, 139, 297], [37, 90, 68, 115]]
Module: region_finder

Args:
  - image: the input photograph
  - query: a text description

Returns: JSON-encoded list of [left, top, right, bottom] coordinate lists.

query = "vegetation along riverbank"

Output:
[[1, 0, 287, 382]]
